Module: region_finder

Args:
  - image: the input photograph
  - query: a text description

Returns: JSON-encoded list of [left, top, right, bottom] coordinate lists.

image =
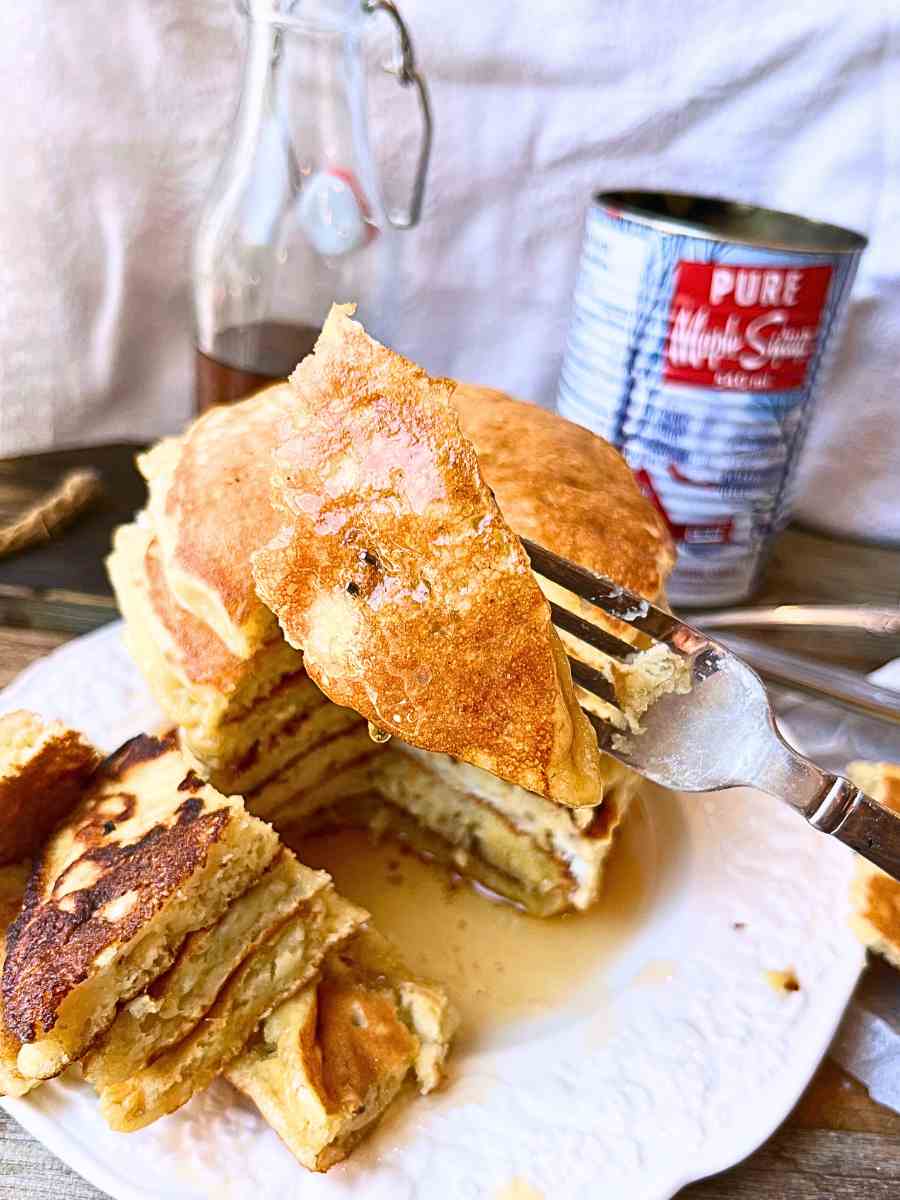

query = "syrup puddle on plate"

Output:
[[293, 799, 656, 1046]]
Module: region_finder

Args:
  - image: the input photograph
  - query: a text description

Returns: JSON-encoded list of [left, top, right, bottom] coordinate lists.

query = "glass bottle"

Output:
[[193, 0, 431, 411]]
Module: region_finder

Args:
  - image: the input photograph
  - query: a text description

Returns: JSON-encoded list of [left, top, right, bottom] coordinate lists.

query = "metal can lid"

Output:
[[597, 190, 867, 254]]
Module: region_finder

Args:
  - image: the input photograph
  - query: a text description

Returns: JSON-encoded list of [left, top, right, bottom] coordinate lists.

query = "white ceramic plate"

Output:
[[0, 623, 864, 1200]]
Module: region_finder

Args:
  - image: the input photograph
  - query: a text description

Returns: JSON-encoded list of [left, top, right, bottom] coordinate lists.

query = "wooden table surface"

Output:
[[0, 525, 899, 1198]]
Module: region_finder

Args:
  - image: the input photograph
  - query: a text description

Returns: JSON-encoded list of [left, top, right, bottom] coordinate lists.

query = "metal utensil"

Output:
[[689, 632, 900, 726], [522, 538, 900, 883], [692, 604, 900, 636]]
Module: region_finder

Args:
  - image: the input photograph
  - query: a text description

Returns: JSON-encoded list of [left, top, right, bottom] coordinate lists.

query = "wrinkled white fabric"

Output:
[[0, 0, 897, 539]]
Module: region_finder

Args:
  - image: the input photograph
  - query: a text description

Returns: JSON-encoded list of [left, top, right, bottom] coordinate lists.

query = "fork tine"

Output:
[[547, 600, 636, 662], [522, 536, 681, 642], [582, 706, 619, 752], [567, 656, 620, 707]]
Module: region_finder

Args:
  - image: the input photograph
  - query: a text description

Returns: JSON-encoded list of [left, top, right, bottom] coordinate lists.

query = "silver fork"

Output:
[[522, 538, 900, 883]]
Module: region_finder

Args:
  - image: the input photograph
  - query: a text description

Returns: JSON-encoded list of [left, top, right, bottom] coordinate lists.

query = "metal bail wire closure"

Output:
[[362, 0, 432, 229]]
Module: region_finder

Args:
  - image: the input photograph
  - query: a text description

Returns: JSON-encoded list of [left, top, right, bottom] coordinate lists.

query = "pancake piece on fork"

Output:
[[226, 928, 458, 1172], [2, 732, 280, 1082], [252, 303, 603, 808]]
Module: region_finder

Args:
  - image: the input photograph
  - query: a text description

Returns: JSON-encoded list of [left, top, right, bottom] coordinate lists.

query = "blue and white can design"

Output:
[[558, 191, 866, 606]]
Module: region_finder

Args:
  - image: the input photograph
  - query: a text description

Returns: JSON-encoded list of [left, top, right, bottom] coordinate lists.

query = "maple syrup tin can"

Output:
[[557, 191, 866, 606]]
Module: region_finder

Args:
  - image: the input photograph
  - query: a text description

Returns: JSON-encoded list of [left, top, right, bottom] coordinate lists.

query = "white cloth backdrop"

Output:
[[0, 0, 897, 540]]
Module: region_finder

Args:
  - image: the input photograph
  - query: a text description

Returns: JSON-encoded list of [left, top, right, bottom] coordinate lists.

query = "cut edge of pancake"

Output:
[[95, 883, 367, 1131], [226, 927, 458, 1172], [82, 849, 329, 1091]]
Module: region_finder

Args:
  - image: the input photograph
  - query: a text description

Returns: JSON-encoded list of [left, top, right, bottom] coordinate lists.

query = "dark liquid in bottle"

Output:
[[194, 321, 321, 412]]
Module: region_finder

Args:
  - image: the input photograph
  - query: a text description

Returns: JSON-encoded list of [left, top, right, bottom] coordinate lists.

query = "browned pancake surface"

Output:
[[313, 964, 418, 1113], [454, 385, 675, 601], [0, 864, 30, 1093], [848, 761, 900, 969], [2, 734, 234, 1043]]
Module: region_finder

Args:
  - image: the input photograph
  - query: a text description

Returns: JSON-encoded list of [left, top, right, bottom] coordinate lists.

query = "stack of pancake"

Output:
[[0, 716, 456, 1168], [108, 310, 675, 917]]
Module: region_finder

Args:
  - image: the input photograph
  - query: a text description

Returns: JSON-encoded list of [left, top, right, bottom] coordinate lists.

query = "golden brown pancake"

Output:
[[0, 711, 99, 866], [92, 871, 367, 1132], [3, 733, 279, 1081], [847, 761, 900, 970], [454, 384, 674, 602], [140, 384, 291, 658], [226, 928, 457, 1172], [252, 305, 603, 808]]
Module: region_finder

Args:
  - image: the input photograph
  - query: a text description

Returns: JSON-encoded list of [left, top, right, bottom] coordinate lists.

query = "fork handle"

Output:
[[754, 732, 900, 882], [804, 775, 900, 881], [711, 633, 900, 727]]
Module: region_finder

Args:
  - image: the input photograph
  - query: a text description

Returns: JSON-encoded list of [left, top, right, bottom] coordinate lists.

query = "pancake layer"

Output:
[[226, 928, 457, 1172], [93, 877, 366, 1131], [4, 733, 280, 1081]]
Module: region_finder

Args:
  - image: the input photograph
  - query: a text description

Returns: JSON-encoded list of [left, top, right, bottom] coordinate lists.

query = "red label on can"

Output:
[[663, 262, 833, 392]]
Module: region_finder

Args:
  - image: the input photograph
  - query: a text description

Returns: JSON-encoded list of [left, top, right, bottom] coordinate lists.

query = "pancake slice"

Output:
[[82, 849, 322, 1090], [367, 746, 633, 916], [108, 376, 669, 915], [452, 384, 675, 604], [847, 761, 900, 969], [226, 928, 458, 1172], [95, 884, 366, 1131], [140, 386, 290, 658], [0, 711, 99, 866], [3, 733, 280, 1082], [252, 304, 603, 808]]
